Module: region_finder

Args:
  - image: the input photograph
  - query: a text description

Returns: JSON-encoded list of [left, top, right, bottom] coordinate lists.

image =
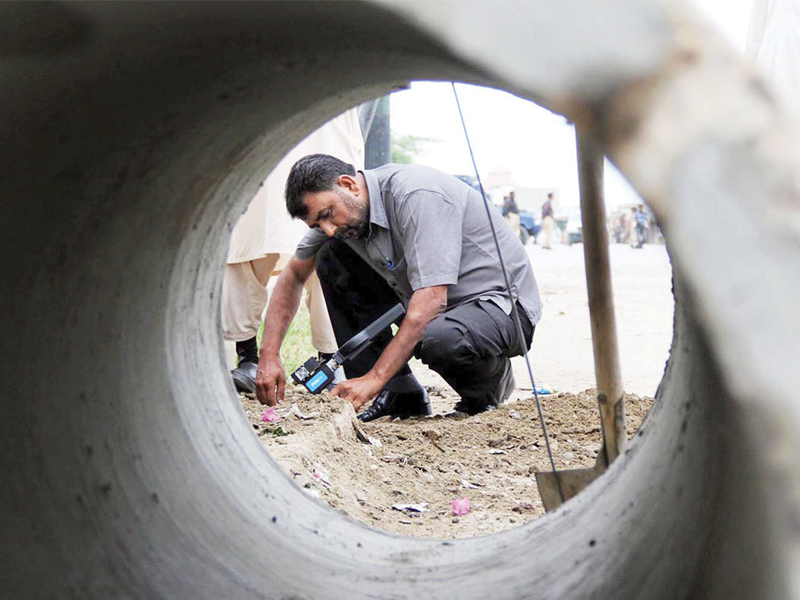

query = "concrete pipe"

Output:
[[1, 1, 799, 598]]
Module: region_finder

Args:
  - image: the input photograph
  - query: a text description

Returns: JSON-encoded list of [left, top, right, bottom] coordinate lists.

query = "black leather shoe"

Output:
[[231, 361, 258, 396], [357, 387, 432, 422], [453, 359, 515, 415]]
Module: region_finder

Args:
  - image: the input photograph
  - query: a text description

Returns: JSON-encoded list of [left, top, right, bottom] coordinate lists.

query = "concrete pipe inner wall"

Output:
[[2, 2, 799, 599]]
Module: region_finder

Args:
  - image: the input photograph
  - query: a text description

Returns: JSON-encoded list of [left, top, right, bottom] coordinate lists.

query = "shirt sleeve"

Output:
[[394, 189, 464, 290], [294, 228, 328, 260]]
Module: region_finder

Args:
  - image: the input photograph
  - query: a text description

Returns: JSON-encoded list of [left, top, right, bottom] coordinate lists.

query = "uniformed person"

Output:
[[222, 113, 364, 395]]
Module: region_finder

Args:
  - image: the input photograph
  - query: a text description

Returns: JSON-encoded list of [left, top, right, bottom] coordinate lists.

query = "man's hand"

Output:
[[331, 373, 383, 412], [255, 256, 315, 405], [255, 354, 286, 406], [330, 286, 448, 413]]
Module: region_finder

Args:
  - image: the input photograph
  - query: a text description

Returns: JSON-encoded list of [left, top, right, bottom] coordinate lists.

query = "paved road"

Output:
[[518, 240, 674, 396]]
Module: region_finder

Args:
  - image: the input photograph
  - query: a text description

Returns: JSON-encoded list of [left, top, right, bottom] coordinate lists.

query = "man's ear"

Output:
[[337, 174, 359, 194]]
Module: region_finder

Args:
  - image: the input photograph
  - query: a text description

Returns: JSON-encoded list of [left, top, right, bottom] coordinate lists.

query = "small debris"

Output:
[[352, 420, 370, 443], [424, 385, 447, 397], [518, 386, 556, 395], [487, 449, 507, 455], [423, 430, 446, 452], [312, 466, 331, 485], [392, 503, 429, 515], [289, 403, 318, 420], [460, 479, 481, 489], [262, 408, 281, 423], [450, 498, 471, 516]]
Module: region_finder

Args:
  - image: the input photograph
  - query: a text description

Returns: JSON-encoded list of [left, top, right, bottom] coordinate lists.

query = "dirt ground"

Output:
[[237, 241, 672, 539], [240, 385, 653, 538]]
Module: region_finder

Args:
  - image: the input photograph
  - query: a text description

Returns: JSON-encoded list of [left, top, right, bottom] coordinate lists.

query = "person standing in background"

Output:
[[223, 110, 365, 395], [633, 204, 649, 248], [541, 192, 556, 249], [502, 190, 519, 216]]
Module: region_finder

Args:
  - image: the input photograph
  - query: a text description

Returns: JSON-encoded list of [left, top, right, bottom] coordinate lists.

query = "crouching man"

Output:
[[255, 154, 542, 421]]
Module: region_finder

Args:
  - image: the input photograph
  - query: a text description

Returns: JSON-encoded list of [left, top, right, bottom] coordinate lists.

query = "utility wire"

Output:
[[451, 82, 565, 505]]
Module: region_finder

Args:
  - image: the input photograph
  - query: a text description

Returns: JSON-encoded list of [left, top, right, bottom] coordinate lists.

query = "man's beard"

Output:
[[334, 191, 370, 240]]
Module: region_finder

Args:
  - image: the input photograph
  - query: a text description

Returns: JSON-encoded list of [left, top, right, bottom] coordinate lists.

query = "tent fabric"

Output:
[[227, 109, 365, 264]]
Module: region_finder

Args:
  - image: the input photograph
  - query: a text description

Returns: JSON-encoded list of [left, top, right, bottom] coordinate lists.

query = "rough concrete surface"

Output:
[[1, 2, 799, 600]]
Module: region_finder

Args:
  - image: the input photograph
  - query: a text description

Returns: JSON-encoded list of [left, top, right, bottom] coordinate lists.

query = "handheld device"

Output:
[[290, 303, 405, 394]]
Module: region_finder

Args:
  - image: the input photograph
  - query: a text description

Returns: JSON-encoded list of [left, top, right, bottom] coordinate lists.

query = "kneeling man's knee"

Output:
[[419, 315, 474, 365]]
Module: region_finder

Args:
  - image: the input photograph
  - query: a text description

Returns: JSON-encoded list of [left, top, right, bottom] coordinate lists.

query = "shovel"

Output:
[[535, 125, 626, 511]]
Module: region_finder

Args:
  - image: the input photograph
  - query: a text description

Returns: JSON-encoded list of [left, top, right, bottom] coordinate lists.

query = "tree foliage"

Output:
[[391, 133, 437, 164]]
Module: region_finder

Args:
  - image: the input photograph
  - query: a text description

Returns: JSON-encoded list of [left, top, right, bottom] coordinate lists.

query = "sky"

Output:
[[388, 0, 755, 211]]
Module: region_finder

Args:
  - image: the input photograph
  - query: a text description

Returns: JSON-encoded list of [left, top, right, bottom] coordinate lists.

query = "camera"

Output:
[[289, 303, 405, 395], [291, 355, 341, 394]]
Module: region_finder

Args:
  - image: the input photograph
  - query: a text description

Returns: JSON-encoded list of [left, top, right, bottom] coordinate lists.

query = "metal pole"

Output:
[[363, 95, 391, 168]]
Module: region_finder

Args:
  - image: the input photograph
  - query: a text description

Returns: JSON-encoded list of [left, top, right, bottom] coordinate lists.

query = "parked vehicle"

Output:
[[453, 174, 482, 193], [565, 211, 583, 245], [518, 211, 541, 245]]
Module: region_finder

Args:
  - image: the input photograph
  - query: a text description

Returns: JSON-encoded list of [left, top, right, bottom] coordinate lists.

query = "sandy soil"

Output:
[[240, 385, 653, 539], [237, 241, 672, 539]]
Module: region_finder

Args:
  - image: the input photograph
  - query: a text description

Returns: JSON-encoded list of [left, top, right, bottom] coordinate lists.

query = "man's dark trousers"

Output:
[[315, 239, 534, 408]]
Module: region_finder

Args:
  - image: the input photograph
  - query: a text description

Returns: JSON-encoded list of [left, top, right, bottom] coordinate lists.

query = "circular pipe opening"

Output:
[[231, 82, 674, 539], [1, 2, 792, 599]]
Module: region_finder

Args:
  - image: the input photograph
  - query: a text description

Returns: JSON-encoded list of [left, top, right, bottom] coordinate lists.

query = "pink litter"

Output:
[[261, 407, 281, 423], [450, 498, 471, 516]]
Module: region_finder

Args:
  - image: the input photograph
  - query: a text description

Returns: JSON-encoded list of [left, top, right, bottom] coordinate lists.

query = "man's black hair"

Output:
[[285, 154, 356, 220]]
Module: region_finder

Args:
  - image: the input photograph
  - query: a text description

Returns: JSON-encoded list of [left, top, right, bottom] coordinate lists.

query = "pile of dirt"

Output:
[[239, 383, 654, 539]]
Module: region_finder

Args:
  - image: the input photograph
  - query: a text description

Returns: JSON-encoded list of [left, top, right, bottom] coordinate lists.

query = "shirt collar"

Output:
[[362, 169, 389, 231]]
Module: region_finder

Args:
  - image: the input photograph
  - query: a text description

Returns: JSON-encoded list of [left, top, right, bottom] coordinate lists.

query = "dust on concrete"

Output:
[[240, 383, 653, 539]]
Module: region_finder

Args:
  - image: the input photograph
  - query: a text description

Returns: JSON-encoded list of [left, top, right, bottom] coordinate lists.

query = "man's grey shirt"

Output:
[[295, 163, 542, 326]]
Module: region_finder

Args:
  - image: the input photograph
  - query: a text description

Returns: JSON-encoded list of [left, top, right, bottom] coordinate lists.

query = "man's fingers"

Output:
[[276, 374, 286, 404], [330, 383, 353, 399], [255, 375, 266, 404], [265, 376, 279, 406], [256, 374, 277, 406]]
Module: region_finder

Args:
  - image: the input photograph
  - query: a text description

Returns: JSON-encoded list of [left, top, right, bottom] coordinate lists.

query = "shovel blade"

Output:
[[535, 466, 601, 512]]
